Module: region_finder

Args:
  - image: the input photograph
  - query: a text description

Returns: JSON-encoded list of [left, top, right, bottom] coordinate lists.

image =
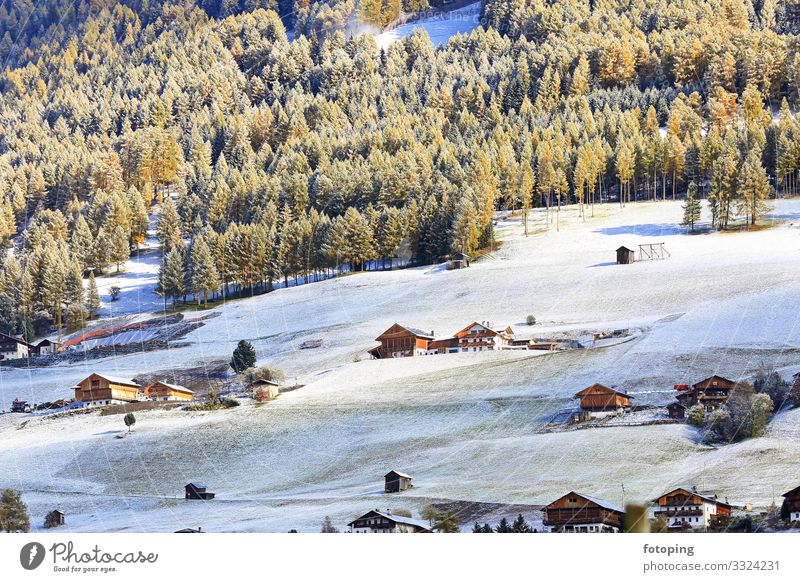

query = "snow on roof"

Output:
[[186, 482, 207, 489], [402, 325, 434, 339], [385, 470, 411, 479], [657, 487, 730, 507], [78, 373, 140, 387], [151, 381, 193, 394], [575, 493, 625, 514], [348, 510, 431, 530]]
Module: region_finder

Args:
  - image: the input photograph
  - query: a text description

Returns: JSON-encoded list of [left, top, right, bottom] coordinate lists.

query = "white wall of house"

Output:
[[658, 500, 718, 528]]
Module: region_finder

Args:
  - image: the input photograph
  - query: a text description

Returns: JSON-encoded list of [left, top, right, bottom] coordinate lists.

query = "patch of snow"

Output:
[[375, 2, 482, 50]]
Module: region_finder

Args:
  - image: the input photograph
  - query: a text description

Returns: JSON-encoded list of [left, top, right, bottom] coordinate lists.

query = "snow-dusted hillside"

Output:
[[375, 2, 482, 49], [2, 199, 800, 532]]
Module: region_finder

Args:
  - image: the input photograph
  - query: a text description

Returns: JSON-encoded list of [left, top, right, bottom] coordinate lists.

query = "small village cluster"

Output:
[[368, 321, 566, 358], [0, 332, 61, 361], [171, 471, 800, 534], [71, 373, 194, 407]]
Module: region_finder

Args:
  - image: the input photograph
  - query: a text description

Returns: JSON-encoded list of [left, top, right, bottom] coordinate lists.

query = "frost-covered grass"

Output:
[[2, 199, 800, 532]]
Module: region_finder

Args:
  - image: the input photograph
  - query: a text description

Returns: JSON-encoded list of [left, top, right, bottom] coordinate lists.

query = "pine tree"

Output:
[[231, 339, 257, 373], [70, 215, 94, 271], [189, 235, 220, 307], [110, 225, 130, 273], [494, 517, 513, 533], [512, 514, 532, 533], [682, 180, 702, 231], [85, 272, 101, 318], [158, 197, 182, 253], [159, 247, 186, 309], [0, 488, 30, 532]]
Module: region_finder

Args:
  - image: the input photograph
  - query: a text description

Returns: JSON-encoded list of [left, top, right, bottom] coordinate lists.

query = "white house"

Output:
[[653, 488, 733, 530], [0, 333, 30, 360], [347, 510, 431, 533], [453, 322, 514, 352]]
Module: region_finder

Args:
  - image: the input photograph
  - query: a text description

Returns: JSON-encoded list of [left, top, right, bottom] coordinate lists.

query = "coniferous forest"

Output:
[[2, 0, 800, 338]]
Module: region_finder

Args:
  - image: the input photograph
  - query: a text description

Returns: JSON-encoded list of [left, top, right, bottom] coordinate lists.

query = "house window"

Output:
[[569, 497, 578, 503]]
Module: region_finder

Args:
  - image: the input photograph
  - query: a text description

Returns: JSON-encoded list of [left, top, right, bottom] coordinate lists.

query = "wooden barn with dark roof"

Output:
[[574, 384, 632, 411]]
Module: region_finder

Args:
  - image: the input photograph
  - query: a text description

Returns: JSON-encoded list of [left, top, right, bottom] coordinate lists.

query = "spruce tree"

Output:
[[159, 247, 186, 309], [189, 235, 220, 307], [0, 489, 30, 532], [110, 225, 130, 273], [682, 180, 702, 231], [85, 272, 101, 318], [231, 339, 257, 373]]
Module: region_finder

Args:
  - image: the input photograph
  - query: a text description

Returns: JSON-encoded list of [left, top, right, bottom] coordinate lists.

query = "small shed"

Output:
[[446, 252, 471, 270], [667, 402, 686, 419], [46, 509, 66, 527], [384, 470, 413, 493], [251, 379, 280, 401], [185, 482, 215, 500], [616, 246, 635, 265], [574, 384, 632, 411]]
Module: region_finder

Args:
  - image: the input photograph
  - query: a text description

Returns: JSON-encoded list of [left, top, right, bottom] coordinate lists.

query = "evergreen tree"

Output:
[[0, 489, 30, 532], [85, 272, 101, 318], [110, 225, 130, 272], [682, 180, 702, 231], [495, 517, 513, 533], [231, 339, 257, 373], [189, 235, 220, 307], [159, 246, 187, 308]]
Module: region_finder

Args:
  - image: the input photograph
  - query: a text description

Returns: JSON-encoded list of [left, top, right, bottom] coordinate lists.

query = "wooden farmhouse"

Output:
[[174, 527, 204, 533], [782, 485, 800, 524], [676, 375, 737, 412], [73, 373, 141, 407], [616, 246, 635, 264], [369, 324, 435, 358], [543, 492, 625, 533], [144, 381, 194, 401], [426, 337, 459, 355], [667, 402, 686, 419], [652, 488, 733, 531], [384, 470, 412, 493], [348, 510, 431, 533], [185, 483, 215, 500], [454, 321, 514, 352], [574, 384, 632, 412], [0, 332, 30, 361]]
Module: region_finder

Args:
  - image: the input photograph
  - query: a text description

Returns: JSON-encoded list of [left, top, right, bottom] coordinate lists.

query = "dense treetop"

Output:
[[0, 0, 798, 336]]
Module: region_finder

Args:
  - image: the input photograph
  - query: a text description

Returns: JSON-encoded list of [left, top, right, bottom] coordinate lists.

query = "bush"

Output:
[[44, 510, 63, 529], [243, 365, 286, 385], [753, 371, 790, 410], [109, 286, 121, 301], [526, 314, 536, 325], [687, 404, 706, 427]]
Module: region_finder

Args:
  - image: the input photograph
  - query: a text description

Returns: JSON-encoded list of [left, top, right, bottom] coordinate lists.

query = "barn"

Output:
[[574, 384, 632, 411], [544, 492, 625, 533], [384, 470, 413, 493], [616, 246, 635, 264], [73, 373, 141, 406], [369, 324, 435, 358]]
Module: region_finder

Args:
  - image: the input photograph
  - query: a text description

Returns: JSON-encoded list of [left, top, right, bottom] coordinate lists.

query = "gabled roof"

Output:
[[75, 373, 140, 388], [375, 323, 434, 341], [385, 470, 411, 479], [616, 246, 634, 252], [782, 485, 800, 499], [655, 487, 732, 508], [692, 375, 736, 389], [347, 510, 431, 531], [547, 491, 624, 514], [186, 482, 207, 489], [574, 383, 632, 399], [147, 381, 193, 394], [0, 332, 32, 347], [453, 321, 513, 337]]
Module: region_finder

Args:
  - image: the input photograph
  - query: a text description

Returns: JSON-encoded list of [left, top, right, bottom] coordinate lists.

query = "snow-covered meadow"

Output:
[[375, 2, 482, 50], [1, 199, 800, 532]]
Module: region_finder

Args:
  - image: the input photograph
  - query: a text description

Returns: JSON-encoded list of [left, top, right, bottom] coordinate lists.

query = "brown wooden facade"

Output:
[[782, 485, 800, 522], [369, 324, 434, 358], [453, 322, 514, 351], [185, 483, 215, 500], [348, 510, 431, 533], [616, 246, 635, 264], [144, 381, 194, 401], [544, 492, 624, 532], [73, 373, 141, 404], [574, 384, 632, 411], [676, 375, 736, 412]]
